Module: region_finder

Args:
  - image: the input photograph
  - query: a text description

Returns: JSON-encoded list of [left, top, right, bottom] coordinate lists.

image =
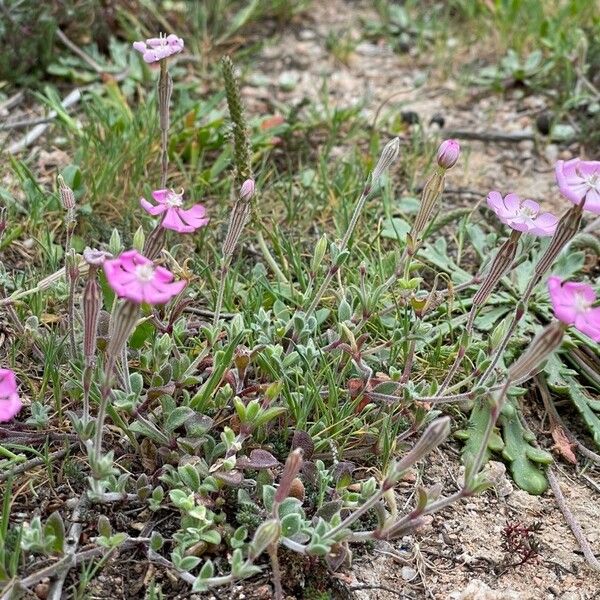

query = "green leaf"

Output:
[[191, 333, 243, 411], [281, 513, 302, 537], [178, 464, 201, 492], [199, 559, 214, 580], [44, 512, 65, 554], [500, 405, 549, 494], [199, 530, 221, 546], [380, 217, 410, 242], [166, 407, 197, 433]]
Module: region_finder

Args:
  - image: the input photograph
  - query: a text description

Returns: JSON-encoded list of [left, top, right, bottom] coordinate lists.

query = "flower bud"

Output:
[[436, 139, 460, 170], [83, 247, 112, 267], [275, 448, 304, 504], [133, 226, 146, 253], [108, 228, 122, 256], [248, 519, 281, 560], [372, 137, 400, 186], [386, 416, 451, 486], [83, 274, 102, 366], [58, 175, 76, 211], [507, 321, 565, 381], [107, 300, 139, 363], [240, 179, 255, 202]]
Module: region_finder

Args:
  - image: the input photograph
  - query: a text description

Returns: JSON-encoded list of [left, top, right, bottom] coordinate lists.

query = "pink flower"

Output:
[[103, 250, 186, 305], [132, 34, 184, 64], [548, 276, 600, 342], [436, 139, 460, 169], [487, 192, 558, 236], [0, 368, 21, 422], [140, 189, 209, 234], [555, 159, 600, 214]]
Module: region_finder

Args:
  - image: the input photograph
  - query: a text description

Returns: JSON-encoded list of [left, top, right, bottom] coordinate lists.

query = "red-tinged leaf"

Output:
[[236, 449, 279, 470], [551, 425, 577, 464]]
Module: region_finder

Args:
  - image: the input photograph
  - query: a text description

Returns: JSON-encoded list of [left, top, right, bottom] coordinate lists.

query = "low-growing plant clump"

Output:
[[1, 19, 600, 600]]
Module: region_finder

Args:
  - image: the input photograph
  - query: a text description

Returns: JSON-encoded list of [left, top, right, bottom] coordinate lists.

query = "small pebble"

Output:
[[401, 566, 418, 581]]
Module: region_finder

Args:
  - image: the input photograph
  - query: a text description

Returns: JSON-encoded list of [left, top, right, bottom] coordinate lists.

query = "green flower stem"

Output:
[[256, 229, 289, 285], [438, 229, 521, 395], [304, 186, 369, 317], [400, 338, 417, 383], [213, 258, 231, 326], [157, 59, 172, 189], [92, 357, 116, 462], [0, 445, 25, 462]]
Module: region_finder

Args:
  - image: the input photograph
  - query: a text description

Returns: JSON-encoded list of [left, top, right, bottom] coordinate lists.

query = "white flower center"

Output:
[[165, 190, 184, 207], [574, 292, 592, 314], [135, 264, 155, 282], [517, 204, 538, 219], [584, 173, 600, 193]]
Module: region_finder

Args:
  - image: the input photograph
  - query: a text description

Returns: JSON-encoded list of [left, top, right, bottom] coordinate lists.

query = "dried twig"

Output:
[[0, 116, 55, 131], [548, 467, 600, 572], [7, 89, 82, 154], [0, 91, 24, 113], [0, 447, 69, 482], [443, 129, 535, 143], [47, 495, 89, 600], [56, 28, 105, 74]]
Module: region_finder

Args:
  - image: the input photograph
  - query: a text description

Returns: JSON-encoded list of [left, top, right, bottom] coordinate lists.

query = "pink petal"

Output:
[[132, 41, 147, 53], [146, 37, 164, 47], [0, 369, 17, 396], [144, 279, 186, 304], [179, 204, 209, 230], [154, 266, 175, 284], [503, 193, 521, 214], [530, 212, 558, 236], [506, 218, 530, 232], [576, 307, 600, 342], [487, 191, 505, 214], [140, 198, 167, 216], [521, 199, 540, 214], [562, 280, 596, 304], [576, 160, 600, 178], [548, 276, 577, 325], [0, 394, 22, 422], [556, 159, 586, 205], [584, 188, 600, 214], [151, 190, 169, 203], [162, 208, 195, 233], [120, 283, 145, 304]]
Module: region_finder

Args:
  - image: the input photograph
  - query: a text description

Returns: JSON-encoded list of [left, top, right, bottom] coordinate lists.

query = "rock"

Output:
[[450, 579, 524, 599], [483, 461, 513, 498], [401, 566, 418, 581]]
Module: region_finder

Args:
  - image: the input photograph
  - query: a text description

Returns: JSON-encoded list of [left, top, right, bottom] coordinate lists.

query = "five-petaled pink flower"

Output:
[[487, 192, 558, 236], [133, 34, 184, 64], [104, 250, 186, 305], [0, 368, 21, 422], [140, 189, 209, 234], [548, 276, 600, 342], [555, 159, 600, 214]]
